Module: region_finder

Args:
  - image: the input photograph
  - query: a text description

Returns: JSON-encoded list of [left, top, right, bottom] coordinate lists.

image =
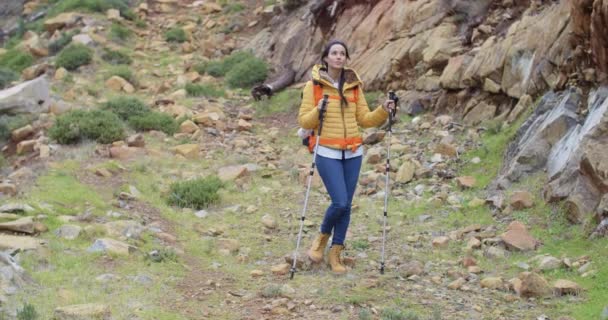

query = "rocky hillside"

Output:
[[0, 0, 606, 319]]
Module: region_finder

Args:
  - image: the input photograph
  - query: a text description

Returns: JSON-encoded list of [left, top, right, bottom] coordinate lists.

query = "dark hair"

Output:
[[321, 40, 350, 107]]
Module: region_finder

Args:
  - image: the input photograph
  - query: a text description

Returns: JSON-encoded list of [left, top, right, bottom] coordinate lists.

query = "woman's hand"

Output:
[[382, 99, 397, 114]]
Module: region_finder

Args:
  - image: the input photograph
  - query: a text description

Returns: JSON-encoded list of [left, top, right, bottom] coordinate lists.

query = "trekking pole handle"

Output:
[[388, 91, 399, 119], [317, 94, 329, 136], [318, 95, 329, 120]]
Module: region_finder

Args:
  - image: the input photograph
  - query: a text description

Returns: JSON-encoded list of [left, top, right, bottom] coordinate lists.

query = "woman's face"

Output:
[[323, 44, 347, 70]]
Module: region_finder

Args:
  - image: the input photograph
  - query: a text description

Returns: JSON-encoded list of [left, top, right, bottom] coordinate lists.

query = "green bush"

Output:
[[185, 83, 224, 98], [205, 61, 224, 77], [103, 96, 150, 120], [225, 3, 245, 13], [128, 112, 177, 135], [225, 56, 268, 88], [0, 114, 31, 142], [17, 303, 38, 320], [193, 61, 208, 74], [49, 109, 125, 144], [0, 49, 35, 73], [109, 22, 132, 41], [380, 308, 420, 320], [167, 176, 223, 209], [134, 18, 147, 28], [55, 43, 93, 71], [107, 65, 135, 84], [48, 0, 129, 17], [253, 89, 299, 116], [205, 51, 252, 77], [0, 67, 18, 89], [101, 49, 132, 65], [164, 28, 187, 43], [205, 51, 267, 84], [48, 30, 79, 55]]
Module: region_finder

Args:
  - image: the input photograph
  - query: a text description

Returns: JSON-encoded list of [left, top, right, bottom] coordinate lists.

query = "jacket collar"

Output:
[[311, 64, 362, 91]]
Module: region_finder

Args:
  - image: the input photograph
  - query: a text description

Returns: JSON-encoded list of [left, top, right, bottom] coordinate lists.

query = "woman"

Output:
[[298, 40, 397, 274]]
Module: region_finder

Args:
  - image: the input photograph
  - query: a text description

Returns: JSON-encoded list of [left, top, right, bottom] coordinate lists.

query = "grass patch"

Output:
[[101, 48, 132, 65], [164, 27, 187, 43], [167, 176, 223, 210], [380, 308, 420, 320], [48, 29, 79, 55], [128, 112, 178, 135], [365, 91, 384, 109], [0, 114, 32, 142], [16, 303, 39, 320], [225, 55, 268, 88], [55, 43, 93, 71], [47, 0, 130, 17], [0, 67, 18, 89], [48, 109, 125, 144], [109, 22, 132, 41], [457, 114, 526, 189], [0, 49, 35, 73], [253, 89, 300, 116], [106, 64, 136, 84], [185, 83, 225, 98], [103, 96, 150, 120]]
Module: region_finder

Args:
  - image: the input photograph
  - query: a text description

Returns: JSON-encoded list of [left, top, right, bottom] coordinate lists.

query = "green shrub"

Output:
[[260, 284, 282, 298], [103, 96, 150, 120], [205, 61, 224, 77], [365, 91, 383, 110], [380, 308, 420, 320], [17, 303, 38, 320], [167, 176, 223, 209], [0, 49, 35, 73], [49, 109, 125, 144], [205, 51, 253, 77], [185, 83, 224, 98], [101, 49, 132, 65], [253, 89, 299, 116], [358, 309, 372, 320], [109, 22, 132, 41], [128, 112, 177, 134], [55, 44, 93, 71], [0, 114, 31, 142], [164, 28, 187, 43], [107, 65, 135, 84], [135, 19, 147, 28], [48, 30, 79, 55], [225, 3, 245, 13], [225, 56, 268, 88], [193, 61, 207, 74], [0, 67, 18, 89], [48, 0, 129, 17]]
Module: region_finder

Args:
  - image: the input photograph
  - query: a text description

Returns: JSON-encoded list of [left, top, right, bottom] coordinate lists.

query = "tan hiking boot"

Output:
[[307, 233, 330, 263], [328, 244, 347, 274]]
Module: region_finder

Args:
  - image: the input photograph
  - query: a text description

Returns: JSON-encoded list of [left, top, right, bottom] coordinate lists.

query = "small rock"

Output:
[[538, 256, 562, 271], [432, 236, 450, 248], [510, 191, 534, 209], [448, 277, 466, 290], [553, 279, 582, 296], [456, 176, 476, 189], [251, 270, 264, 277], [501, 221, 539, 251], [271, 263, 290, 275], [261, 214, 277, 229], [480, 277, 503, 290]]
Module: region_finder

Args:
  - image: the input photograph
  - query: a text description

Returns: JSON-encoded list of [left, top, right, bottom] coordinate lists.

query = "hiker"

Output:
[[298, 40, 397, 274]]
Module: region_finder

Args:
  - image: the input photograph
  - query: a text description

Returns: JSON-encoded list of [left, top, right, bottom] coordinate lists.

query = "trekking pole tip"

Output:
[[289, 268, 296, 280], [380, 263, 385, 275]]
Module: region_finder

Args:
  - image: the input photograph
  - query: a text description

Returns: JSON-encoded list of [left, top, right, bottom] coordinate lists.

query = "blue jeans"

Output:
[[316, 154, 362, 245]]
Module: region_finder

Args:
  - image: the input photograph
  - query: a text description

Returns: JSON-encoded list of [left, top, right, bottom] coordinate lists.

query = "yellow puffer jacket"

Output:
[[298, 64, 389, 151]]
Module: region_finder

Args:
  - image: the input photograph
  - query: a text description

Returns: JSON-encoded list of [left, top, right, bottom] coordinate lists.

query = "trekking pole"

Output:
[[380, 91, 399, 275], [290, 94, 329, 280]]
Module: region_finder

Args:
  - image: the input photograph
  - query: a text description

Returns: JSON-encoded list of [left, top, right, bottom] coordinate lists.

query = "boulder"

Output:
[[0, 76, 50, 114]]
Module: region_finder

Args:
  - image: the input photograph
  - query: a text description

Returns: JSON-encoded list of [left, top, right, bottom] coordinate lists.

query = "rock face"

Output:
[[495, 89, 580, 184], [247, 1, 573, 100], [494, 86, 608, 231], [544, 88, 608, 225]]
